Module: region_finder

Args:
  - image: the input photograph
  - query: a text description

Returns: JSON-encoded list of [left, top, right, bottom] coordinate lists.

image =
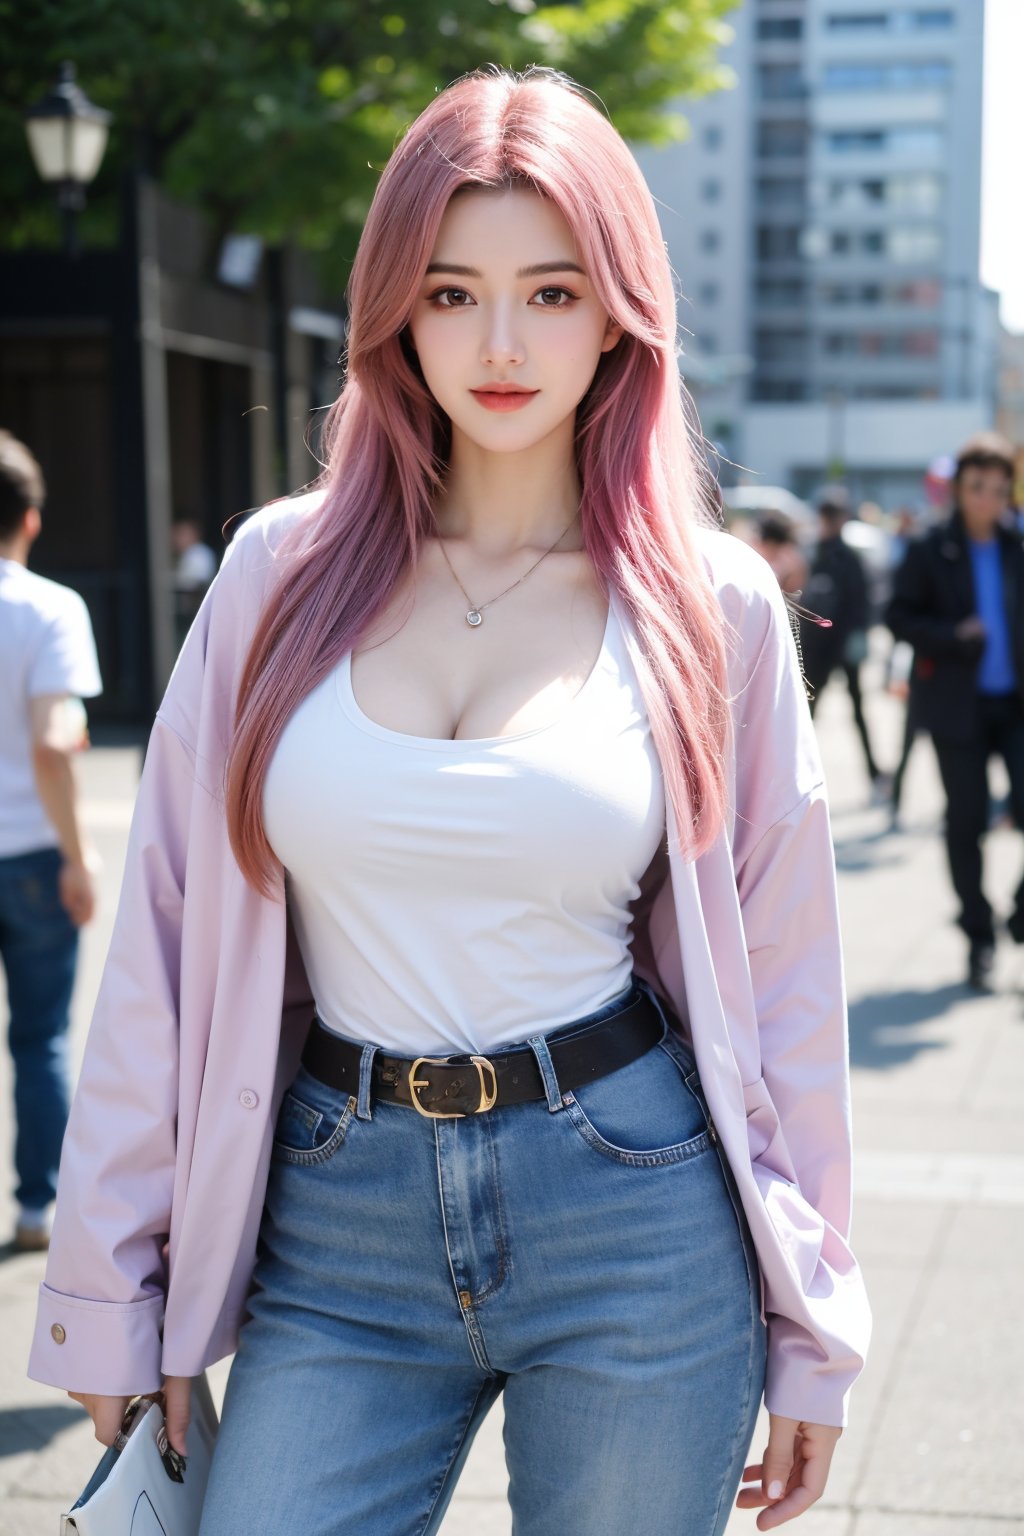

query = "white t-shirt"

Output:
[[0, 558, 103, 858], [175, 542, 218, 590], [264, 600, 666, 1056]]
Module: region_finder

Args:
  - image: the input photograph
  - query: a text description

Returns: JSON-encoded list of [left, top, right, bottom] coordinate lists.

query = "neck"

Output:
[[435, 425, 582, 554], [0, 538, 28, 566], [961, 511, 999, 544]]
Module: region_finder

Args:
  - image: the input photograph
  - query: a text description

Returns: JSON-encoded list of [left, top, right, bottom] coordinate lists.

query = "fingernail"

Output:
[[768, 1481, 784, 1500]]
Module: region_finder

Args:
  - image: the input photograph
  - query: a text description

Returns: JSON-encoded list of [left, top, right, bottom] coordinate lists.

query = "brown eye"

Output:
[[531, 286, 578, 308], [434, 288, 473, 308]]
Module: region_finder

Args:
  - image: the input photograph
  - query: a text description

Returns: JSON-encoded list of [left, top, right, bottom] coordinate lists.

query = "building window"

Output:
[[700, 229, 721, 254], [826, 130, 885, 154], [826, 178, 885, 208], [825, 13, 888, 32], [822, 61, 951, 91], [757, 279, 806, 307], [698, 334, 719, 355], [818, 279, 942, 308], [758, 225, 802, 261], [754, 378, 808, 402], [887, 226, 943, 261], [824, 128, 945, 160], [758, 177, 805, 208], [702, 178, 721, 203], [759, 64, 806, 100], [757, 17, 803, 40], [821, 329, 940, 358], [910, 9, 954, 29], [702, 125, 723, 151], [698, 281, 720, 305], [758, 121, 808, 158], [756, 328, 809, 364], [887, 126, 944, 155]]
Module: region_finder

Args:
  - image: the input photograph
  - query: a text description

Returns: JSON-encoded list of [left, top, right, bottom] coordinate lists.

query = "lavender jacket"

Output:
[[28, 495, 870, 1426]]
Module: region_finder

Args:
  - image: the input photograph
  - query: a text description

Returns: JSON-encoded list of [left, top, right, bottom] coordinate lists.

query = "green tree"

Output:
[[0, 0, 736, 290]]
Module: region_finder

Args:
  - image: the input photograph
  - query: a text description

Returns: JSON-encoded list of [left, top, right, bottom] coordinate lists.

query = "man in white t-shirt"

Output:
[[0, 431, 102, 1252]]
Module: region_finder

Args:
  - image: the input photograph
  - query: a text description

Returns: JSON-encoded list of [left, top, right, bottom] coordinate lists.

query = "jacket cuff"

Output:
[[764, 1318, 863, 1428], [27, 1283, 165, 1395]]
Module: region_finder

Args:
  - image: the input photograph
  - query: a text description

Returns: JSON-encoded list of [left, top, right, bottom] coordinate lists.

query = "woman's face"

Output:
[[958, 465, 1012, 537], [407, 186, 622, 458]]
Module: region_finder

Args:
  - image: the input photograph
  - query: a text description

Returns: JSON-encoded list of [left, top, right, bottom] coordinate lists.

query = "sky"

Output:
[[981, 0, 1024, 333]]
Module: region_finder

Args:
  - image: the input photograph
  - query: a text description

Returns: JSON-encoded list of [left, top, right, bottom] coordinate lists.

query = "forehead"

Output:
[[961, 464, 1011, 484], [429, 186, 578, 264]]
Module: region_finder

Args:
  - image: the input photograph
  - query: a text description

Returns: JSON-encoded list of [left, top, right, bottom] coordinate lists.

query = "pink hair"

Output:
[[226, 67, 729, 895]]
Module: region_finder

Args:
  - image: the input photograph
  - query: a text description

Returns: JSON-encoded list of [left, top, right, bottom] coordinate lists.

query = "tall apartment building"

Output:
[[633, 0, 997, 508]]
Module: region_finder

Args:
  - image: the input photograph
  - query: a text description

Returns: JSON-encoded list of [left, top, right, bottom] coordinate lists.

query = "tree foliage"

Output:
[[0, 0, 736, 290]]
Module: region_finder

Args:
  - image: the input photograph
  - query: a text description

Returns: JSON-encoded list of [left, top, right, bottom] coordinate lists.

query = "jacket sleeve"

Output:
[[27, 544, 242, 1395], [28, 714, 198, 1393], [885, 538, 977, 660], [730, 569, 870, 1424]]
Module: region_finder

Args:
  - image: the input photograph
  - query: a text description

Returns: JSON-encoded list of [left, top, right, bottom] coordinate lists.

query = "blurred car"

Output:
[[722, 485, 815, 530], [840, 518, 893, 620]]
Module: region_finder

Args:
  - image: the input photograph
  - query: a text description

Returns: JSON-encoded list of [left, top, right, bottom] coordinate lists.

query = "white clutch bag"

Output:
[[61, 1373, 219, 1535]]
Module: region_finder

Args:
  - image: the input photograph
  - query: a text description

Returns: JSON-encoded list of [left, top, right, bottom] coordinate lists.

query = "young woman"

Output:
[[29, 68, 868, 1535]]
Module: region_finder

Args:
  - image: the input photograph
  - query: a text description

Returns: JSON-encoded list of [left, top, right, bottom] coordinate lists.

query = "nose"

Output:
[[480, 301, 525, 369]]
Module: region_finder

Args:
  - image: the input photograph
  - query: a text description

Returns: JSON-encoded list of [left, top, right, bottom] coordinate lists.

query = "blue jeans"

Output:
[[200, 983, 765, 1535], [0, 846, 78, 1210]]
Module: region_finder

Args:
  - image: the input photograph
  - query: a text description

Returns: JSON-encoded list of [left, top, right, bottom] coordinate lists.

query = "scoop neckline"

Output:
[[337, 600, 617, 751]]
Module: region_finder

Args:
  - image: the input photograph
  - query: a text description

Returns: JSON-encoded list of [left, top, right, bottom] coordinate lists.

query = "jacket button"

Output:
[[51, 1324, 66, 1344], [239, 1089, 259, 1109]]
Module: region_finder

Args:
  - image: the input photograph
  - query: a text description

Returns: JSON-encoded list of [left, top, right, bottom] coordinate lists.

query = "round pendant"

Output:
[[466, 609, 483, 627]]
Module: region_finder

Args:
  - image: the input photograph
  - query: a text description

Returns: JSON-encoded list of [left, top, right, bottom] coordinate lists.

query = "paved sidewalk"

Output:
[[1, 667, 1022, 1534]]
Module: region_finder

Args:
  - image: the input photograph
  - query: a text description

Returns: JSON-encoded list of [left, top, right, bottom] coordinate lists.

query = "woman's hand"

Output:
[[736, 1414, 842, 1529], [68, 1376, 194, 1458]]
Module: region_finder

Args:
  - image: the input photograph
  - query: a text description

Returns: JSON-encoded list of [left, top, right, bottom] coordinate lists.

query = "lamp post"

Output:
[[23, 62, 112, 258]]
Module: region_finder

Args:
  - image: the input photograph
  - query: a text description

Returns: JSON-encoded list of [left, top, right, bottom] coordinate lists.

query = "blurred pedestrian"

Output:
[[172, 517, 218, 650], [0, 430, 102, 1250], [886, 431, 1022, 990], [29, 71, 866, 1534], [800, 487, 887, 796], [749, 510, 809, 597]]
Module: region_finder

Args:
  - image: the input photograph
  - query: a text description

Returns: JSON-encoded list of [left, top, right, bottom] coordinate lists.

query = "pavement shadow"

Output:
[[0, 1241, 48, 1267], [848, 981, 968, 1069], [0, 1401, 84, 1456]]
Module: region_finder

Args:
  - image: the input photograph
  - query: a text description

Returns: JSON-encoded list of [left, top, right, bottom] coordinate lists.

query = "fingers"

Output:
[[761, 1413, 799, 1506], [736, 1420, 843, 1529], [162, 1375, 194, 1459]]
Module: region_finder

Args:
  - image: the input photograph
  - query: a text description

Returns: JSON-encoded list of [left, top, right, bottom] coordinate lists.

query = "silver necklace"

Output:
[[436, 513, 579, 628]]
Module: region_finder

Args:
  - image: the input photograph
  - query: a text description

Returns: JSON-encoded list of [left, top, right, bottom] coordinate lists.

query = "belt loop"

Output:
[[527, 1034, 564, 1113], [356, 1043, 379, 1121]]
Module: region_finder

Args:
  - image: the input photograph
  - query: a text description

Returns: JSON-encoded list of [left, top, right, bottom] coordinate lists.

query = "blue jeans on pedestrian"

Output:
[[200, 981, 766, 1536], [0, 845, 78, 1212]]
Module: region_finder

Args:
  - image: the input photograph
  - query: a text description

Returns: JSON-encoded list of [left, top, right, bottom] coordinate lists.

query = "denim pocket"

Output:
[[561, 1038, 712, 1168], [272, 1066, 356, 1167]]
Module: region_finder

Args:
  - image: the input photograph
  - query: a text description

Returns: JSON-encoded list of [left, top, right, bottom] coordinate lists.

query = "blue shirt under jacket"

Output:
[[968, 537, 1016, 695]]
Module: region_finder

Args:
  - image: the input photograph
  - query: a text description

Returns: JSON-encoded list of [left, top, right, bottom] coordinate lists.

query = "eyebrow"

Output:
[[424, 260, 586, 279]]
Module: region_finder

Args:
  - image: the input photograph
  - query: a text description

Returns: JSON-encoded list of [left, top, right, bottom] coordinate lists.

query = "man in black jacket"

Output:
[[800, 488, 885, 791], [886, 432, 1022, 989]]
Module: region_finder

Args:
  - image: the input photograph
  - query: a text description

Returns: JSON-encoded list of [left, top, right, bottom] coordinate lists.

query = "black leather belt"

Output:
[[300, 987, 665, 1119]]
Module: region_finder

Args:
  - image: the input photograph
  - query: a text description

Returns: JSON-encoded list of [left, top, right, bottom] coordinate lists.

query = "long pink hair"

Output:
[[226, 67, 729, 895]]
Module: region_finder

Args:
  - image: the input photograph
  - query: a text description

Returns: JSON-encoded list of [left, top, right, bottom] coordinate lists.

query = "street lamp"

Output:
[[23, 62, 112, 258]]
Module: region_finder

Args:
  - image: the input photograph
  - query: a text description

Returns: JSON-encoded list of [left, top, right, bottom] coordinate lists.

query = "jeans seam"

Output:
[[707, 1206, 764, 1536], [274, 1095, 356, 1166], [415, 1379, 497, 1536], [561, 1093, 712, 1167], [465, 1117, 510, 1306]]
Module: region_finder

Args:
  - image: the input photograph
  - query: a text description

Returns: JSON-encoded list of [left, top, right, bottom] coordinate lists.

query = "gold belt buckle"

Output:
[[408, 1056, 499, 1118]]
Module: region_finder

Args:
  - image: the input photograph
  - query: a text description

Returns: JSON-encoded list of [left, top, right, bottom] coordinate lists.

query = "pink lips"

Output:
[[471, 386, 539, 413]]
